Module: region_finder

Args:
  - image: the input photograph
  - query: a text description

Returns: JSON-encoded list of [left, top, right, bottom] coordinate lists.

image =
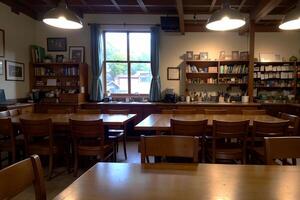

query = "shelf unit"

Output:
[[30, 63, 88, 103]]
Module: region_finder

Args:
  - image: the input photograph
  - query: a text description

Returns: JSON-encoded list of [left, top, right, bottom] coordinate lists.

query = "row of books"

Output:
[[219, 65, 248, 74], [30, 45, 45, 63], [186, 65, 218, 73], [35, 67, 55, 76], [35, 67, 79, 76], [60, 67, 79, 76], [35, 79, 80, 87], [255, 80, 295, 88], [254, 64, 294, 72], [219, 76, 247, 84], [254, 72, 294, 79], [187, 78, 217, 84]]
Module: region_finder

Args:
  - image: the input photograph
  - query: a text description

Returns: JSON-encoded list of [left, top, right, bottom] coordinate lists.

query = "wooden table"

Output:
[[54, 162, 300, 200], [135, 114, 286, 133]]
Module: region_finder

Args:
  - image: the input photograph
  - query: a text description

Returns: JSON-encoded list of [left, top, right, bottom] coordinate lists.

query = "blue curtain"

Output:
[[90, 24, 104, 101], [149, 26, 161, 102]]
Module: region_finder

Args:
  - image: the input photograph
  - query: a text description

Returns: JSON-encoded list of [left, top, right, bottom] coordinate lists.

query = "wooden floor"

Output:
[[12, 141, 141, 200]]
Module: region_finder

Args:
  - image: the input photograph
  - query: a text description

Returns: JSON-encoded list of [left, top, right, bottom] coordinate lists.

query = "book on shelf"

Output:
[[219, 64, 248, 74], [254, 72, 294, 79], [30, 45, 45, 63]]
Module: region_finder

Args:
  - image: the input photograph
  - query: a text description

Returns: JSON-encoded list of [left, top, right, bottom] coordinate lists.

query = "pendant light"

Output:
[[279, 1, 300, 30], [43, 0, 83, 29], [206, 0, 246, 31]]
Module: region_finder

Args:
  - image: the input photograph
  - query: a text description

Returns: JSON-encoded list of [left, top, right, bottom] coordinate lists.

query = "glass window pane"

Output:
[[105, 32, 127, 61], [129, 33, 151, 61], [106, 63, 128, 94], [131, 63, 151, 94]]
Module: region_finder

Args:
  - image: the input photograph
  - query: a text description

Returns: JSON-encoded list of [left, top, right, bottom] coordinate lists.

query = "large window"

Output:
[[104, 31, 151, 95]]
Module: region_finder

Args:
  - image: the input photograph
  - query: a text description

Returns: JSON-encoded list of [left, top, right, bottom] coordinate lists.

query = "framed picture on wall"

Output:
[[5, 60, 25, 81], [0, 29, 5, 57], [240, 51, 249, 60], [232, 51, 239, 60], [69, 46, 85, 63], [200, 52, 208, 61], [219, 51, 225, 60], [47, 38, 67, 52], [0, 60, 3, 75], [186, 51, 193, 60], [167, 67, 180, 80]]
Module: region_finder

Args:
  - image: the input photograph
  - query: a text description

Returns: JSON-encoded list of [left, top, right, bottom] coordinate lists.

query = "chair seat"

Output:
[[251, 146, 265, 159], [208, 148, 243, 160], [78, 144, 113, 155], [0, 139, 24, 151], [27, 140, 60, 155], [108, 129, 124, 139]]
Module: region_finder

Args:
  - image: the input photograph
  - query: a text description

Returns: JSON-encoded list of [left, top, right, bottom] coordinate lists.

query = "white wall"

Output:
[[0, 3, 36, 99]]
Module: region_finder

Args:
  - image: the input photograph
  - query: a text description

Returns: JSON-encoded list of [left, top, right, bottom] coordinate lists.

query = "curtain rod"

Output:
[[87, 23, 160, 26]]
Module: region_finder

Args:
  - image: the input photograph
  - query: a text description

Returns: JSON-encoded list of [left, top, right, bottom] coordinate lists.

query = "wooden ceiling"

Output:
[[0, 0, 298, 32]]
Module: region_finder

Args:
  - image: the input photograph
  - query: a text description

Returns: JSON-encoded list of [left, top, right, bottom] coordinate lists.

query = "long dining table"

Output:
[[135, 113, 287, 134], [54, 162, 300, 200]]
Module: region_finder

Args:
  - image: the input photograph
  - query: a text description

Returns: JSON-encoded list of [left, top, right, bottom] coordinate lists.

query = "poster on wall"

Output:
[[0, 29, 4, 57], [0, 60, 3, 75], [47, 37, 67, 52], [5, 60, 25, 81], [69, 46, 85, 63]]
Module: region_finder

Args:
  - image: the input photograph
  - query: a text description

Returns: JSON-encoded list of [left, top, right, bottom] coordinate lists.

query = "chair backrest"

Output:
[[0, 118, 14, 138], [0, 155, 46, 200], [213, 120, 249, 138], [161, 109, 197, 114], [107, 109, 130, 114], [242, 110, 266, 115], [140, 135, 199, 163], [69, 119, 105, 143], [47, 108, 73, 114], [204, 109, 227, 114], [20, 118, 53, 137], [278, 112, 300, 136], [76, 109, 101, 114], [0, 110, 10, 118], [252, 120, 289, 138], [265, 137, 300, 165], [171, 119, 208, 137]]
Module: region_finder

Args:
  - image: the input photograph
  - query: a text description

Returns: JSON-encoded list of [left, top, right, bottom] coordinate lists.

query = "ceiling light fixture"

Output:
[[43, 0, 83, 29], [206, 0, 246, 31], [279, 1, 300, 30]]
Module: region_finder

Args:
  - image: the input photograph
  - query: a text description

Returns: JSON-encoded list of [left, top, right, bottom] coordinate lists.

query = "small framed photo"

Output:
[[0, 60, 3, 75], [186, 51, 193, 60], [5, 60, 25, 81], [232, 51, 239, 60], [167, 67, 180, 80], [240, 51, 249, 60], [0, 29, 4, 57], [69, 46, 85, 63], [193, 54, 200, 60], [200, 52, 208, 61], [219, 51, 225, 60], [47, 37, 67, 52], [56, 55, 64, 63]]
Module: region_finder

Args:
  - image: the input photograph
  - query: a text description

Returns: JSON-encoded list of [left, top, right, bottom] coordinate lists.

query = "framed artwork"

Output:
[[193, 54, 200, 60], [0, 29, 4, 57], [0, 60, 3, 75], [56, 55, 64, 63], [200, 52, 208, 61], [186, 51, 193, 60], [232, 51, 239, 60], [240, 51, 249, 60], [47, 38, 67, 52], [5, 60, 25, 81], [219, 51, 225, 60], [167, 67, 180, 80], [69, 46, 85, 63]]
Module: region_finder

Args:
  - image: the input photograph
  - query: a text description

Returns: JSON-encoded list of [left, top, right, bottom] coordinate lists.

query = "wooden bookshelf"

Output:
[[30, 62, 88, 103]]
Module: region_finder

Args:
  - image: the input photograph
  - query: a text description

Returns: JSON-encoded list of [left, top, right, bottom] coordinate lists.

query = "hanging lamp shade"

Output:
[[206, 1, 246, 31], [279, 2, 300, 30], [43, 0, 83, 29]]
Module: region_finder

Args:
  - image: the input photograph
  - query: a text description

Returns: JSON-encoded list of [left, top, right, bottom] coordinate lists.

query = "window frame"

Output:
[[103, 30, 151, 97]]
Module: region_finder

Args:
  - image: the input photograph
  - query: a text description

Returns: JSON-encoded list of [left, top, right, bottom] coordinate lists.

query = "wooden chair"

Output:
[[170, 119, 207, 162], [76, 109, 101, 114], [47, 108, 73, 114], [204, 109, 227, 114], [265, 137, 300, 165], [278, 112, 300, 136], [140, 135, 199, 163], [249, 120, 289, 163], [0, 154, 46, 200], [0, 110, 10, 118], [106, 109, 130, 160], [20, 118, 63, 179], [162, 109, 197, 114], [242, 110, 266, 115], [208, 120, 249, 164], [70, 119, 114, 177]]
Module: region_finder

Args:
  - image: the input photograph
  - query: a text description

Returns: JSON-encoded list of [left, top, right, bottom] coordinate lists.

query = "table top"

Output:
[[54, 163, 300, 200], [135, 114, 286, 131], [10, 113, 136, 126]]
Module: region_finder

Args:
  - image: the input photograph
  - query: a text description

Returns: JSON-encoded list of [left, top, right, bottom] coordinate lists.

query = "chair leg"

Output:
[[48, 154, 53, 180], [123, 136, 127, 160], [74, 153, 78, 177]]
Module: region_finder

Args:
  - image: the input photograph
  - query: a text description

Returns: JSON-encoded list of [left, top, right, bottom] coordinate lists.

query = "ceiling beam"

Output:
[[209, 0, 217, 12], [176, 0, 185, 35], [137, 0, 148, 13], [110, 0, 121, 11], [251, 0, 282, 23], [0, 0, 38, 19], [238, 0, 247, 11]]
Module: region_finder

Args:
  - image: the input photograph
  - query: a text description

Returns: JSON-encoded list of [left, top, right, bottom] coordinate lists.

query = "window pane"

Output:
[[129, 33, 151, 61], [105, 32, 127, 61], [106, 63, 128, 94], [131, 63, 151, 94]]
